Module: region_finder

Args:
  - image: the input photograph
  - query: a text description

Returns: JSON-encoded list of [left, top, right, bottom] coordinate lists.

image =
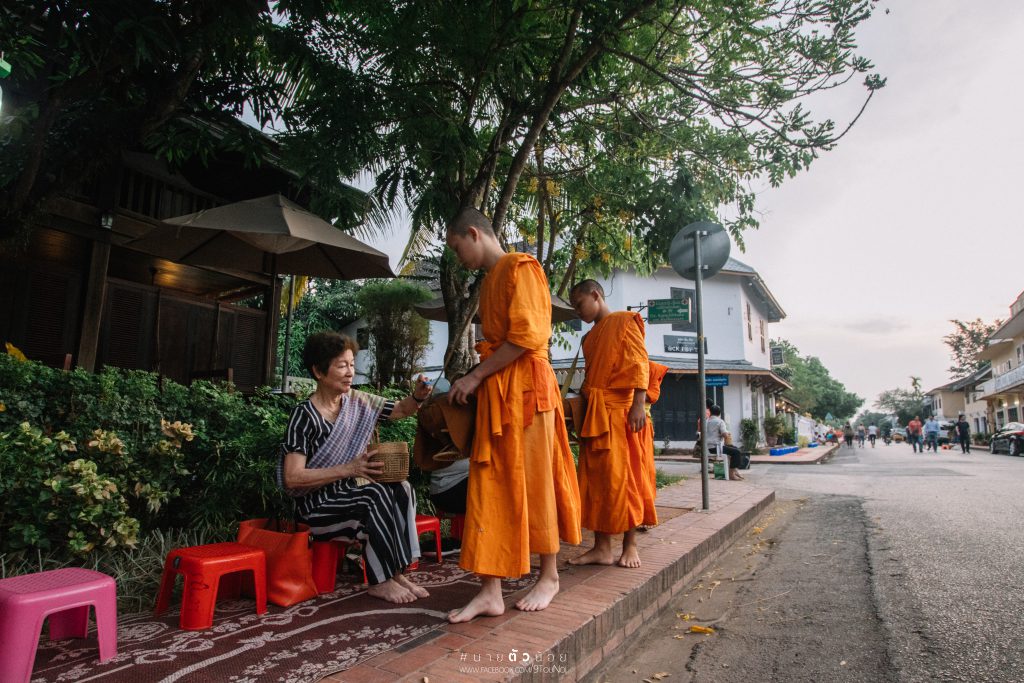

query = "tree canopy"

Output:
[[276, 0, 885, 374], [772, 339, 862, 422], [2, 1, 886, 377], [874, 386, 927, 426], [943, 318, 1001, 380]]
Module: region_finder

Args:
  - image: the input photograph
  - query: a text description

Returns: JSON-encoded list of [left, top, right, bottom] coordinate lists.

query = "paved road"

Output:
[[594, 442, 1024, 683]]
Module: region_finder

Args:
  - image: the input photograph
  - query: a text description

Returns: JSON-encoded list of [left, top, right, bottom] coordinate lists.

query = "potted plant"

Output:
[[740, 418, 760, 452], [763, 414, 786, 447]]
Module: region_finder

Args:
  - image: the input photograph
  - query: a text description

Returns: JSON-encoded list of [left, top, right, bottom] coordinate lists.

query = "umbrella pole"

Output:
[[281, 275, 295, 393]]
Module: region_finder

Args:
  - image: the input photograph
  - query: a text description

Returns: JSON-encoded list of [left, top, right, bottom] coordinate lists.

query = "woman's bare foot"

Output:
[[366, 578, 416, 604], [448, 583, 505, 623], [568, 546, 614, 566], [395, 573, 430, 598], [617, 544, 641, 568], [515, 575, 559, 612]]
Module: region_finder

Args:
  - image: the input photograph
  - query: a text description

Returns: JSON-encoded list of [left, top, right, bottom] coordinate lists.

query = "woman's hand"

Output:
[[348, 449, 385, 481], [412, 375, 433, 402]]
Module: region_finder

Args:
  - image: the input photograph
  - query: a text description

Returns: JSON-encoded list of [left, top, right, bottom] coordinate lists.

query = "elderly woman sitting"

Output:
[[279, 331, 432, 603]]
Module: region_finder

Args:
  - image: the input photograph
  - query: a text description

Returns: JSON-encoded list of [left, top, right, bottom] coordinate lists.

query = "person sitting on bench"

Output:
[[705, 405, 744, 481]]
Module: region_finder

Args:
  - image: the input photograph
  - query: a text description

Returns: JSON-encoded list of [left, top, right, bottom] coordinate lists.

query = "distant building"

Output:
[[977, 290, 1024, 429]]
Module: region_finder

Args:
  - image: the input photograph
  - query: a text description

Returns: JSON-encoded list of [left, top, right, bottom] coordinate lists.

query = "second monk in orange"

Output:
[[569, 279, 662, 568]]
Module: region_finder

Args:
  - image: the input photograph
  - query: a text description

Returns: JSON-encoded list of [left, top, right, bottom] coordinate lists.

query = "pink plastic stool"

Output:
[[155, 542, 267, 631], [0, 567, 118, 683]]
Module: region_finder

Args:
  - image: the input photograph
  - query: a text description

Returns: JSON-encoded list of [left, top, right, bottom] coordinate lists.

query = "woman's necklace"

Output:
[[313, 392, 342, 422]]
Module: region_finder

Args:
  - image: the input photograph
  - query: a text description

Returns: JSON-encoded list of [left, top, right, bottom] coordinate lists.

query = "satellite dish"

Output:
[[669, 221, 731, 280]]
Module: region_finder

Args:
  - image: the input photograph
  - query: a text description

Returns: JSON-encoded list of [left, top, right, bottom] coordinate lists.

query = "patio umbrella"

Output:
[[122, 194, 394, 280], [414, 294, 579, 324], [122, 194, 395, 390]]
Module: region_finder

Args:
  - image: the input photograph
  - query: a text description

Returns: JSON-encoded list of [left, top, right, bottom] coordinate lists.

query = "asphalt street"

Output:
[[594, 442, 1024, 683]]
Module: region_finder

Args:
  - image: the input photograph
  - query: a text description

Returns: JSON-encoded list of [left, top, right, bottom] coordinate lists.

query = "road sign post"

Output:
[[669, 221, 731, 512]]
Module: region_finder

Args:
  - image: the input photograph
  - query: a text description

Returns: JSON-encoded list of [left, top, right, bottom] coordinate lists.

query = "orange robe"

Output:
[[460, 253, 582, 578], [578, 312, 662, 534]]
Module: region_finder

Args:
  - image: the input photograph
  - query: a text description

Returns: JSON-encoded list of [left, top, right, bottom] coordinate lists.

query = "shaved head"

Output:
[[570, 279, 605, 298], [448, 206, 495, 237]]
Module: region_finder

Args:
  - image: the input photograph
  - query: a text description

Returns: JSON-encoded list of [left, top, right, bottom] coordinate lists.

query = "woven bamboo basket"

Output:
[[368, 440, 410, 483]]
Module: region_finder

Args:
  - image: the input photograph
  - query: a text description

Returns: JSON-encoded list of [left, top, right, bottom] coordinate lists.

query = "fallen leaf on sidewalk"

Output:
[[676, 612, 695, 620], [752, 526, 764, 534], [689, 625, 715, 634], [643, 673, 671, 682]]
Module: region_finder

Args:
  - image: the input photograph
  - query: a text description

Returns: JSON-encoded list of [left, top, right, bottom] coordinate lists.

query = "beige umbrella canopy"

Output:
[[123, 194, 394, 279], [415, 294, 579, 324]]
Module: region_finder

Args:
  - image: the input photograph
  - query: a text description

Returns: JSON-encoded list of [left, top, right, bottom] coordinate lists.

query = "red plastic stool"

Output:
[[415, 514, 443, 565], [155, 542, 267, 630], [311, 540, 368, 593], [0, 568, 117, 683], [436, 510, 465, 540]]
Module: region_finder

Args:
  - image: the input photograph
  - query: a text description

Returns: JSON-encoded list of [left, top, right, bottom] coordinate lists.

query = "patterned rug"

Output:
[[30, 562, 534, 683]]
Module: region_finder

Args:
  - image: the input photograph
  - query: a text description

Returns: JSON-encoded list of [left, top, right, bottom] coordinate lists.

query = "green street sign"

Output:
[[648, 298, 690, 324]]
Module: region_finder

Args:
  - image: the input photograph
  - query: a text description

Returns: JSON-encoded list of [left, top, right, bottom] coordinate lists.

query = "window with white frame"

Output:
[[759, 319, 766, 352], [746, 302, 753, 341]]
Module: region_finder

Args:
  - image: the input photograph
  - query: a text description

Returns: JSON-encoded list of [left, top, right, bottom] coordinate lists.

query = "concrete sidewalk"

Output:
[[657, 441, 840, 466], [750, 442, 839, 464], [322, 480, 774, 683]]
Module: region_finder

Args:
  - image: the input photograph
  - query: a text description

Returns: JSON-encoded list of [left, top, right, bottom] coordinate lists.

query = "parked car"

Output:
[[892, 427, 906, 443], [937, 420, 955, 447], [989, 422, 1024, 456]]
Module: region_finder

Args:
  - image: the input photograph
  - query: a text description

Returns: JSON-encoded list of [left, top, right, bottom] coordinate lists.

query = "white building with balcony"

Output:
[[977, 290, 1024, 429]]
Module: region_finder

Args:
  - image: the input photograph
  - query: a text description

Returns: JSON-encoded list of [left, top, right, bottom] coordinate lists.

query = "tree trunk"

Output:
[[439, 252, 481, 379]]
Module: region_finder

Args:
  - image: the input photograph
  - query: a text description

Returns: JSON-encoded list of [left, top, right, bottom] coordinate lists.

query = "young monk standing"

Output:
[[445, 207, 582, 622], [568, 279, 661, 568]]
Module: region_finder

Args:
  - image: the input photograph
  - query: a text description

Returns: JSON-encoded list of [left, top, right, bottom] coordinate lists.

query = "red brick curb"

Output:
[[320, 481, 774, 683]]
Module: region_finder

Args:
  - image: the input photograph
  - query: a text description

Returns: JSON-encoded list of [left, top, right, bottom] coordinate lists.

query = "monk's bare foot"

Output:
[[515, 575, 559, 612], [568, 546, 614, 566], [448, 590, 505, 623], [617, 544, 641, 568], [395, 573, 430, 598], [366, 578, 416, 604]]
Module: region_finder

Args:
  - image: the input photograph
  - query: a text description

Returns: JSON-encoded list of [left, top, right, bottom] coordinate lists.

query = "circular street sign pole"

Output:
[[669, 221, 731, 512], [693, 230, 710, 511]]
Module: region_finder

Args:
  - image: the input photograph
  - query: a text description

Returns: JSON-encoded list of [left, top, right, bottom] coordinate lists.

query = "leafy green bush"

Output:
[[739, 418, 760, 452], [762, 414, 786, 438], [0, 354, 433, 566], [0, 423, 140, 555]]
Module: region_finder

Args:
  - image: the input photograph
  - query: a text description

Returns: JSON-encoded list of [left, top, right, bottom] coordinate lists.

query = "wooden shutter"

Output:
[[101, 281, 155, 370], [230, 310, 265, 391]]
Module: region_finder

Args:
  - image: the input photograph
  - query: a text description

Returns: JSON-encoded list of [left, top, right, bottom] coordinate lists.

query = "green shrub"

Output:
[[762, 414, 786, 438], [0, 354, 450, 573], [0, 423, 140, 555], [739, 418, 760, 452]]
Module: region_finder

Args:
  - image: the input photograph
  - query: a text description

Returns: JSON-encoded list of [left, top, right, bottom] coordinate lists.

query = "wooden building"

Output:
[[0, 145, 320, 391]]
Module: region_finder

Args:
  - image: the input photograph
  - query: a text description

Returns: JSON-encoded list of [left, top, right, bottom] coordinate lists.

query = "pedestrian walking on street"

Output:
[[957, 414, 972, 453], [907, 415, 923, 453], [924, 416, 940, 453], [867, 424, 878, 448], [843, 423, 855, 448], [856, 424, 866, 448]]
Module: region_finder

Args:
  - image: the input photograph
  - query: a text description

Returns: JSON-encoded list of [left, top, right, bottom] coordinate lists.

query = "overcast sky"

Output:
[[363, 1, 1023, 409]]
